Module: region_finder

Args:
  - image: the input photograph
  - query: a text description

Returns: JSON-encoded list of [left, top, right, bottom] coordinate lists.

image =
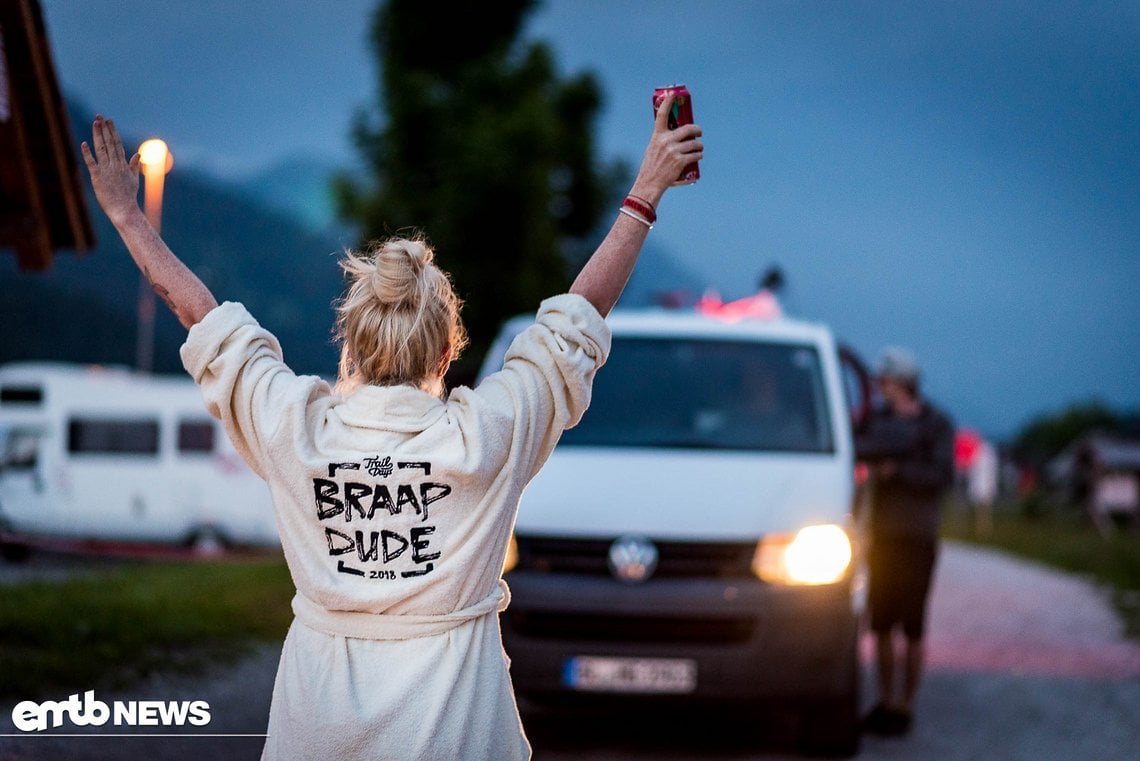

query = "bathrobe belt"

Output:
[[291, 580, 511, 640]]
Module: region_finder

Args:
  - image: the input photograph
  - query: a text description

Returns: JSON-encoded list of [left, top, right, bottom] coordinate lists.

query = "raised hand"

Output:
[[80, 116, 142, 225], [77, 114, 218, 328]]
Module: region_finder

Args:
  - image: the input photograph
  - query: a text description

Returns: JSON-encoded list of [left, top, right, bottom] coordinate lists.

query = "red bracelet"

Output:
[[621, 196, 657, 224], [627, 193, 657, 213]]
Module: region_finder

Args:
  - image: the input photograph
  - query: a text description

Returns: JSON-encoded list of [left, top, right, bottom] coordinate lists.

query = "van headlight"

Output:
[[501, 534, 519, 575], [752, 524, 852, 585]]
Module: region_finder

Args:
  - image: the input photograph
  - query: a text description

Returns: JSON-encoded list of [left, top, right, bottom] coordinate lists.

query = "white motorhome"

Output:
[[0, 362, 278, 555], [483, 303, 869, 757]]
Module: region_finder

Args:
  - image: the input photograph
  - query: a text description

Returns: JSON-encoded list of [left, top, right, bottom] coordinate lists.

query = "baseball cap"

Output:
[[875, 346, 920, 383]]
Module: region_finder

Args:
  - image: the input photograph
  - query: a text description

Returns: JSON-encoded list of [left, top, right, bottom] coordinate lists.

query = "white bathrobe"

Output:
[[180, 294, 610, 761]]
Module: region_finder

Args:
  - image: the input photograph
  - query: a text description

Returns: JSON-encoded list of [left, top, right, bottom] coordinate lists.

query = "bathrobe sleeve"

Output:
[[179, 301, 328, 479], [456, 293, 611, 481]]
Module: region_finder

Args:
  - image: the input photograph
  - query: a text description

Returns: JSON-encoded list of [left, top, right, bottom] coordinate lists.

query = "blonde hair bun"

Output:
[[335, 235, 468, 391], [340, 239, 433, 310]]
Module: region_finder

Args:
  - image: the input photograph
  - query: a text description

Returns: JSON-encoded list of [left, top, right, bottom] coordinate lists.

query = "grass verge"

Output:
[[943, 501, 1140, 639], [0, 555, 294, 700]]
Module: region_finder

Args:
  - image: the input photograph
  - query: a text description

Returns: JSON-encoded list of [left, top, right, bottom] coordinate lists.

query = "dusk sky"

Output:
[[37, 0, 1140, 439]]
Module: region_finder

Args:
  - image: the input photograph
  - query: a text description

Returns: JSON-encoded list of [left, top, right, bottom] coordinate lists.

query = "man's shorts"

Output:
[[867, 535, 939, 639]]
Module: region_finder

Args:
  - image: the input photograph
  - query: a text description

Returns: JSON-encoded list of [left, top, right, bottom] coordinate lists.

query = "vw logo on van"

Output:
[[607, 535, 659, 583]]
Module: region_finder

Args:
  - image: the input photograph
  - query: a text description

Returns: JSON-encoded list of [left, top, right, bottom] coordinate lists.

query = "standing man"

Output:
[[855, 347, 955, 736]]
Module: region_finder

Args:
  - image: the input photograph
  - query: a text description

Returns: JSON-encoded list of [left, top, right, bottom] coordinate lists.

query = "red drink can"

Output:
[[652, 84, 699, 185]]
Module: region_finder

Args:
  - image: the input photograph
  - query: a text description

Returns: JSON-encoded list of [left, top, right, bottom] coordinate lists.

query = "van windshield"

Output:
[[560, 338, 834, 453]]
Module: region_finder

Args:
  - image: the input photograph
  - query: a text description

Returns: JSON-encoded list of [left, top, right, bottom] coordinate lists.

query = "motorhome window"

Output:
[[1, 386, 43, 405], [1, 428, 40, 469], [67, 419, 160, 455], [560, 338, 834, 453], [178, 420, 215, 453]]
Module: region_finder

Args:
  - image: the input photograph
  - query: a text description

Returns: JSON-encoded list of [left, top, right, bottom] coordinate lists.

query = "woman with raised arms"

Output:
[[81, 97, 702, 760]]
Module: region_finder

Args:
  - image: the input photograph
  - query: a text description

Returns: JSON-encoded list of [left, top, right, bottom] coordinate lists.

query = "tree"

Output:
[[336, 0, 625, 380]]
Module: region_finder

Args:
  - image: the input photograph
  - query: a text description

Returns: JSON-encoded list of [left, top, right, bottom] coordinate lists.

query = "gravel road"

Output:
[[2, 541, 1138, 760]]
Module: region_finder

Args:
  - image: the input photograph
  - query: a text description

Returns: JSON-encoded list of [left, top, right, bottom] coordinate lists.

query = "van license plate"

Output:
[[563, 656, 697, 694]]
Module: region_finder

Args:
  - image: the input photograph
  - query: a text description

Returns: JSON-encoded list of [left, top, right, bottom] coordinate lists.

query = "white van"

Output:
[[483, 305, 867, 757], [0, 362, 277, 556]]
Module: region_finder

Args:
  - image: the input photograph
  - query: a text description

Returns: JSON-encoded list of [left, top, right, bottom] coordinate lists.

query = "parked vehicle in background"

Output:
[[482, 304, 868, 757], [0, 362, 278, 558]]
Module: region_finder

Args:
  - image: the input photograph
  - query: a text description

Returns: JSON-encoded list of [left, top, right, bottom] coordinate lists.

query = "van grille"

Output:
[[514, 536, 756, 579], [507, 610, 755, 644]]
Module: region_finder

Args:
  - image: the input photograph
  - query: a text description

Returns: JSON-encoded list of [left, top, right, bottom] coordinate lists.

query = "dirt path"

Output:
[[856, 542, 1140, 761], [2, 541, 1138, 760]]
